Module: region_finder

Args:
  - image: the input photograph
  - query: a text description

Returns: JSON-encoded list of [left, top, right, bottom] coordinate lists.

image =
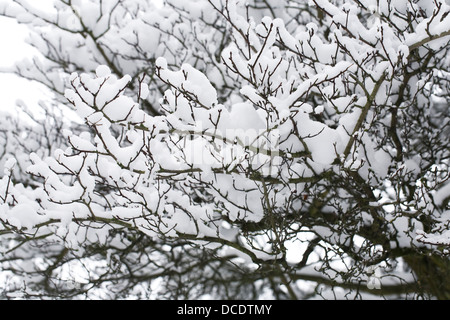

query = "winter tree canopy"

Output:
[[0, 0, 449, 299]]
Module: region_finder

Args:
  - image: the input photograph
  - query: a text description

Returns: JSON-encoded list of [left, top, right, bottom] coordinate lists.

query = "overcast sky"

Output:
[[0, 0, 58, 114], [0, 16, 43, 112], [0, 0, 164, 116]]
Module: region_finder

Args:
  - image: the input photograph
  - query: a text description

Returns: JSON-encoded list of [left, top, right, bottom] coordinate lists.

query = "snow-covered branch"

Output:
[[0, 0, 449, 300]]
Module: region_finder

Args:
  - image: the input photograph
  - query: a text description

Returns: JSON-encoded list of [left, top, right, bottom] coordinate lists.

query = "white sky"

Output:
[[0, 16, 47, 112], [0, 0, 55, 114], [0, 0, 164, 115]]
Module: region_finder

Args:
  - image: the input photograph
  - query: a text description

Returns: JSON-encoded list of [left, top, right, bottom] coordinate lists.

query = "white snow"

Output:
[[96, 65, 111, 78]]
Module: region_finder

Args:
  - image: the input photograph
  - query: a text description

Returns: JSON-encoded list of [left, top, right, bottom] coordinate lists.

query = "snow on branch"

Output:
[[0, 0, 449, 300]]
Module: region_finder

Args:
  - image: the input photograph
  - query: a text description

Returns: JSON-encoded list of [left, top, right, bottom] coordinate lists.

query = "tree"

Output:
[[0, 0, 449, 300]]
